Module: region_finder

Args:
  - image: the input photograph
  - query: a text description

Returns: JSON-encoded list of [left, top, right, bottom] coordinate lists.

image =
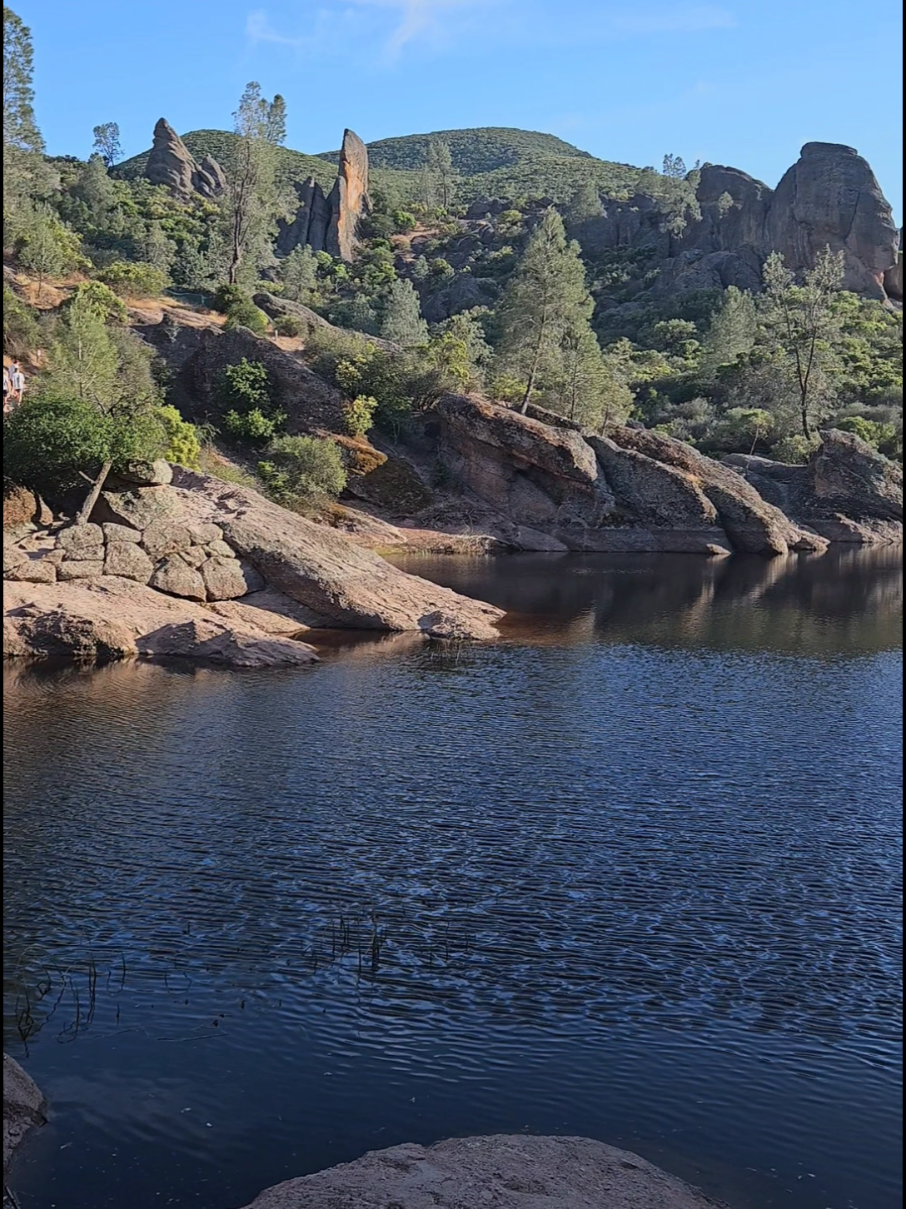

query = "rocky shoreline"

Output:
[[2, 1058, 724, 1208], [3, 417, 902, 669]]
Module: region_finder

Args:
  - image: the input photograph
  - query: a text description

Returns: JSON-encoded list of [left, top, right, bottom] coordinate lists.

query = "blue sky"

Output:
[[16, 0, 904, 220]]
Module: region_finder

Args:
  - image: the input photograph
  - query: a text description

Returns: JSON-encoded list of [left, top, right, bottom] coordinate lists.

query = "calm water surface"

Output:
[[3, 550, 902, 1209]]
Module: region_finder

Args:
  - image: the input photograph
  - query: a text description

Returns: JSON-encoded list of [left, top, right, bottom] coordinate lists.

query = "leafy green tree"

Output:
[[213, 284, 268, 333], [381, 278, 428, 347], [496, 207, 594, 412], [92, 122, 122, 167], [67, 280, 129, 324], [257, 434, 347, 505], [99, 259, 169, 298], [224, 82, 288, 285], [215, 357, 286, 444], [2, 284, 39, 356], [16, 204, 86, 300], [761, 247, 845, 438], [343, 394, 378, 437], [157, 404, 201, 467]]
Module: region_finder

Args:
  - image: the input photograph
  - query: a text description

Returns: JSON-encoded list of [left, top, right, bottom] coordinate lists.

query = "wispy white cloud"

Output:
[[246, 2, 738, 63]]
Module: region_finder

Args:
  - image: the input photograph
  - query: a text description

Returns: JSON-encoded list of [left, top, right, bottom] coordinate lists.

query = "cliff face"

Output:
[[582, 142, 900, 301], [144, 119, 227, 202]]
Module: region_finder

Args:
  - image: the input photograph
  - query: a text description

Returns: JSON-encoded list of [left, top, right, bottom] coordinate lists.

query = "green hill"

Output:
[[317, 127, 594, 174], [117, 126, 649, 207]]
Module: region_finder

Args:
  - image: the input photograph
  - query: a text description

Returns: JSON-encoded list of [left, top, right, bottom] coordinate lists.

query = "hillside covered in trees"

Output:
[[3, 3, 903, 534]]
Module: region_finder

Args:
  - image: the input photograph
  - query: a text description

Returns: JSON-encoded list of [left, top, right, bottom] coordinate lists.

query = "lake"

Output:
[[3, 548, 902, 1209]]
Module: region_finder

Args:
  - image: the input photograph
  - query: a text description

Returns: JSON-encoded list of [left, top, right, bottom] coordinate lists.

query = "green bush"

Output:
[[392, 210, 416, 233], [99, 260, 169, 299], [157, 404, 201, 467], [770, 433, 820, 464], [67, 280, 128, 324], [212, 284, 269, 334], [343, 394, 378, 437], [274, 315, 304, 338], [3, 397, 165, 497], [2, 287, 40, 357], [215, 359, 286, 445], [257, 435, 347, 505]]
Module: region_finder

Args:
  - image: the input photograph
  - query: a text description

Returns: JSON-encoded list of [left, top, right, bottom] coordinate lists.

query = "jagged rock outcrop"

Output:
[[724, 430, 903, 544], [144, 118, 226, 201], [579, 142, 899, 301], [277, 130, 370, 262], [766, 142, 899, 298], [239, 1134, 726, 1209], [326, 129, 370, 260]]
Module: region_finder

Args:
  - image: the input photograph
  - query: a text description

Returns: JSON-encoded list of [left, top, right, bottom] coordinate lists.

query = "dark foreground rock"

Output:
[[239, 1134, 728, 1209], [3, 1055, 45, 1182]]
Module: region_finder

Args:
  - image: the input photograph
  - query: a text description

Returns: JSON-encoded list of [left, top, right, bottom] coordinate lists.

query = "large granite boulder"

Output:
[[764, 142, 899, 299], [144, 118, 226, 202], [325, 129, 370, 261], [605, 427, 826, 556], [239, 1134, 727, 1209]]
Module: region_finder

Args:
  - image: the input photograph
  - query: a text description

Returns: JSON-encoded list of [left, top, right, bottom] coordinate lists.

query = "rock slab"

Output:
[[239, 1134, 728, 1209], [3, 1054, 45, 1180]]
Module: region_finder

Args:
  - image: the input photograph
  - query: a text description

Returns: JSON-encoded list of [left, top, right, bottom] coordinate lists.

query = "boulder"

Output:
[[765, 142, 899, 299], [3, 1054, 46, 1179], [104, 541, 154, 583], [102, 523, 142, 544], [606, 426, 826, 556], [57, 523, 104, 551], [149, 555, 206, 601], [144, 118, 226, 202], [200, 555, 265, 601], [106, 459, 173, 488], [4, 578, 319, 668], [6, 558, 58, 583], [325, 129, 370, 262], [883, 228, 903, 300], [589, 435, 719, 528], [239, 1134, 727, 1209], [809, 428, 902, 521], [3, 484, 42, 535], [140, 518, 194, 561], [58, 559, 105, 580], [93, 486, 184, 531]]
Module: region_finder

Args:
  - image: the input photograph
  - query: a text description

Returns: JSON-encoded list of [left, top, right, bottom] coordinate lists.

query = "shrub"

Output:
[[770, 433, 820, 464], [215, 359, 286, 445], [343, 394, 378, 438], [3, 287, 40, 357], [212, 284, 268, 334], [157, 404, 201, 467], [274, 315, 304, 338], [223, 407, 284, 444], [257, 435, 347, 505], [67, 280, 128, 324], [392, 210, 416, 233], [3, 397, 165, 497], [833, 414, 897, 454], [99, 260, 170, 299]]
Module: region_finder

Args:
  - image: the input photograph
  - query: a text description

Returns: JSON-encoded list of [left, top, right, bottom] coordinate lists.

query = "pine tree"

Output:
[[381, 278, 428, 347], [281, 245, 318, 304], [496, 208, 594, 412], [551, 325, 632, 430], [3, 7, 53, 227], [565, 181, 602, 227], [92, 122, 122, 167], [426, 138, 457, 212], [700, 286, 756, 373]]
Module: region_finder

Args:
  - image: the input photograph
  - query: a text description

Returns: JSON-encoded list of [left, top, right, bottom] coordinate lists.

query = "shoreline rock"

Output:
[[3, 1054, 45, 1184], [239, 1134, 730, 1209]]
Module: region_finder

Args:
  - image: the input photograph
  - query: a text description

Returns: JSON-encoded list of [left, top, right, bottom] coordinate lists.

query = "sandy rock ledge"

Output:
[[239, 1134, 730, 1209]]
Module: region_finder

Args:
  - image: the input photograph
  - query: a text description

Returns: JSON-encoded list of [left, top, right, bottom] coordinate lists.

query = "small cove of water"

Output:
[[3, 549, 903, 1209]]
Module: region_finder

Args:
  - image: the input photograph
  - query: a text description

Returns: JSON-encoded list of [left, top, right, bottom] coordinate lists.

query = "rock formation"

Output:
[[433, 394, 839, 555], [581, 142, 900, 301], [3, 462, 504, 665], [883, 228, 903, 301], [3, 1054, 45, 1182], [239, 1134, 727, 1209], [144, 118, 226, 202], [725, 429, 904, 544], [277, 129, 370, 261]]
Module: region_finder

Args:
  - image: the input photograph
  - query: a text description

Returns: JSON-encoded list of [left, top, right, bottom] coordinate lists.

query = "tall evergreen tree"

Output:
[[699, 285, 756, 373], [3, 7, 52, 227], [496, 208, 594, 412], [426, 138, 457, 212], [552, 325, 632, 430], [92, 121, 122, 167], [281, 244, 318, 304], [381, 278, 428, 347]]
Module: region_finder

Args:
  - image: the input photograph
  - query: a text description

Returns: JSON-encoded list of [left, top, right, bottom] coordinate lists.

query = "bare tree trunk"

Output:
[[76, 460, 112, 525]]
